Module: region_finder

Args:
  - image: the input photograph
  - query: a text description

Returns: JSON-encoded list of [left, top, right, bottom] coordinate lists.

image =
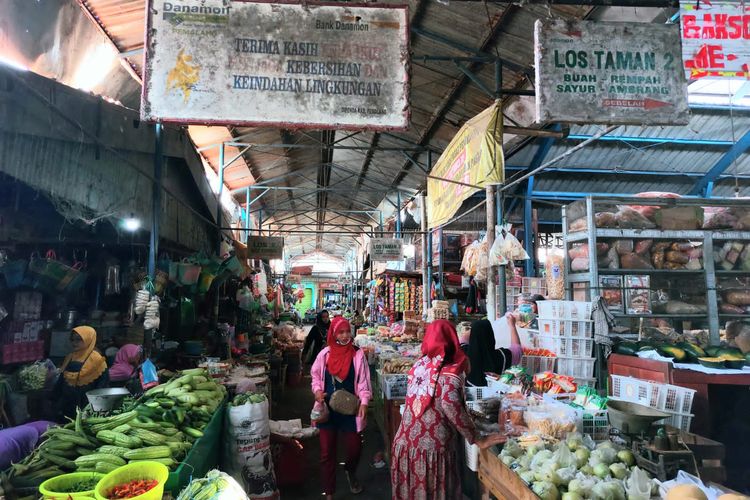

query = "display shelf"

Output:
[[562, 196, 750, 345], [718, 314, 750, 318], [596, 269, 704, 275], [612, 313, 708, 319]]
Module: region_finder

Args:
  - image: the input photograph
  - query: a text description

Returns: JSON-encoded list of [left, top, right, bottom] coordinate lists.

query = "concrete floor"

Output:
[[271, 370, 393, 500]]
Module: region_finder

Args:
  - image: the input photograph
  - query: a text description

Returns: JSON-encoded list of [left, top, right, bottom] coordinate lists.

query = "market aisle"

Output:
[[272, 369, 392, 499]]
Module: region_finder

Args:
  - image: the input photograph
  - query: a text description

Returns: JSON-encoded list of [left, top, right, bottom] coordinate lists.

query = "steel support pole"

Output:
[[486, 185, 497, 320], [524, 177, 535, 277], [379, 211, 384, 236], [217, 143, 225, 254], [259, 209, 263, 236], [396, 191, 402, 237], [245, 187, 250, 243], [427, 230, 433, 304], [497, 188, 507, 315], [438, 227, 445, 300], [420, 194, 430, 317], [148, 123, 163, 280], [146, 123, 163, 352]]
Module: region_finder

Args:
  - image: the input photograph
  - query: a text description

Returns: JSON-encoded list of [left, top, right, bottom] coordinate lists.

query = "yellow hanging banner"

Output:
[[427, 102, 504, 228]]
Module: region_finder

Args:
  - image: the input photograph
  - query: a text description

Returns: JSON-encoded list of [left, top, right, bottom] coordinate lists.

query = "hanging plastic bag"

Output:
[[461, 241, 480, 275], [489, 225, 530, 266], [139, 358, 159, 390]]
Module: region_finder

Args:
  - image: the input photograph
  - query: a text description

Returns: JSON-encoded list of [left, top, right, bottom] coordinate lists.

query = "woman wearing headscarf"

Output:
[[467, 319, 522, 386], [109, 344, 143, 392], [57, 326, 108, 419], [391, 320, 506, 500], [302, 309, 330, 364], [310, 317, 372, 499]]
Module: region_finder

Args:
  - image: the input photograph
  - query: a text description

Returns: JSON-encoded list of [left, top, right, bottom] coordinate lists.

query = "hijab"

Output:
[[405, 320, 467, 417], [467, 319, 501, 386], [109, 344, 142, 382], [314, 310, 330, 337], [326, 317, 355, 380], [61, 326, 107, 387]]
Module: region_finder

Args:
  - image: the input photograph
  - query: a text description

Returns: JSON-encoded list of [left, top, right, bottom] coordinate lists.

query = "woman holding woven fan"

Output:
[[391, 320, 506, 499], [310, 316, 372, 499]]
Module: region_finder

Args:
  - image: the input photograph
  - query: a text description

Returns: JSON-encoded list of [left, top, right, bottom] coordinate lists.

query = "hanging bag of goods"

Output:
[[28, 250, 85, 293], [177, 258, 202, 286]]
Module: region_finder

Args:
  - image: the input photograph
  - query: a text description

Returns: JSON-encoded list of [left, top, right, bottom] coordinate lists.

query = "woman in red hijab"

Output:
[[391, 320, 506, 499], [310, 317, 372, 499]]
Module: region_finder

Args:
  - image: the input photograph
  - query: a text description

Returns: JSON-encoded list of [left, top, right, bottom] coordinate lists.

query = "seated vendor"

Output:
[[56, 326, 108, 420], [109, 344, 143, 392]]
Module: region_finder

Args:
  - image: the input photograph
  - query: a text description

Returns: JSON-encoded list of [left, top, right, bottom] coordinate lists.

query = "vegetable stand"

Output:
[[164, 398, 226, 494], [477, 446, 537, 500]]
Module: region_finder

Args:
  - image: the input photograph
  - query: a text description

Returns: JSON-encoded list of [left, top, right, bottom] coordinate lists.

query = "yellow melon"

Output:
[[718, 494, 750, 500], [666, 485, 708, 500]]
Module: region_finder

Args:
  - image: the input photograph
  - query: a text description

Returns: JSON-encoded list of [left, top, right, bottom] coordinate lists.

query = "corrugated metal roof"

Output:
[[11, 0, 750, 257]]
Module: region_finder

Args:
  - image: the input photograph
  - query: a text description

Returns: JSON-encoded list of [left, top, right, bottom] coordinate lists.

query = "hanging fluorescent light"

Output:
[[122, 215, 141, 232]]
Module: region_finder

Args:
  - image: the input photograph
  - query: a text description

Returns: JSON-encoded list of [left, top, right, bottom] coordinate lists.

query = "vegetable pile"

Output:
[[63, 476, 100, 493], [107, 478, 158, 499], [18, 361, 49, 391], [176, 469, 248, 500], [3, 368, 226, 489], [499, 433, 658, 500], [231, 392, 267, 406]]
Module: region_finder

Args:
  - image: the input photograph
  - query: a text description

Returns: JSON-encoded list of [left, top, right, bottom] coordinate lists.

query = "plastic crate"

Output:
[[521, 355, 557, 374], [537, 300, 592, 320], [661, 412, 694, 432], [465, 385, 503, 401], [485, 376, 511, 395], [556, 357, 596, 379], [383, 374, 408, 399], [610, 375, 696, 417], [610, 375, 663, 408], [660, 384, 696, 415], [464, 438, 479, 472], [537, 335, 594, 358], [538, 318, 594, 338]]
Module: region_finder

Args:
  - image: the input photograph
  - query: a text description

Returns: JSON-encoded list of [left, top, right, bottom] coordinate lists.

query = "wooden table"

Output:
[[608, 354, 750, 436], [477, 446, 536, 500]]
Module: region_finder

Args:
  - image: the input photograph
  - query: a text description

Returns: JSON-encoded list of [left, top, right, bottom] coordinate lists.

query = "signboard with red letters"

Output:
[[680, 0, 750, 79]]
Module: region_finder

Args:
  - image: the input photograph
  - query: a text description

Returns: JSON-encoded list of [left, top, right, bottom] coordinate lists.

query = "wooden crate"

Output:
[[680, 430, 726, 484], [478, 447, 537, 500]]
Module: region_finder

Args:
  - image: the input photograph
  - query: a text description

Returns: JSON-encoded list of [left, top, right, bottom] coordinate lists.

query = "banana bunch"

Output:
[[177, 469, 247, 500]]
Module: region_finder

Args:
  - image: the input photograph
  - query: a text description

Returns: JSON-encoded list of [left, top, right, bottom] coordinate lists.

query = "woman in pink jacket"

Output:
[[311, 316, 372, 499]]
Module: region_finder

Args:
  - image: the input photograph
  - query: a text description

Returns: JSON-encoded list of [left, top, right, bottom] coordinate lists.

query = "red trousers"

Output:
[[318, 428, 362, 494]]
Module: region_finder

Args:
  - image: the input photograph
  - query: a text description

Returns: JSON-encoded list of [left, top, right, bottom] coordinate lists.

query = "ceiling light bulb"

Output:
[[123, 217, 141, 232]]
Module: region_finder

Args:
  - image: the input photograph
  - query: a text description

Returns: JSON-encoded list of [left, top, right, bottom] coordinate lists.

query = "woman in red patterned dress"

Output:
[[391, 320, 506, 499]]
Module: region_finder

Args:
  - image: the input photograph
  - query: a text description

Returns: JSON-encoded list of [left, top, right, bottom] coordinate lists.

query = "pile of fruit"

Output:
[[499, 433, 657, 500], [614, 341, 750, 369], [4, 368, 226, 489]]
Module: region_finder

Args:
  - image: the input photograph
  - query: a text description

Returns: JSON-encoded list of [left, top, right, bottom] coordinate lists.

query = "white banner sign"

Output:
[[535, 19, 689, 125], [680, 0, 750, 79], [370, 238, 403, 262], [142, 0, 410, 130]]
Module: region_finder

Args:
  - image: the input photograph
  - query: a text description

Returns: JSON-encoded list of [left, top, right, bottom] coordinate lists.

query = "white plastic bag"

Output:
[[225, 399, 279, 499], [489, 225, 529, 266]]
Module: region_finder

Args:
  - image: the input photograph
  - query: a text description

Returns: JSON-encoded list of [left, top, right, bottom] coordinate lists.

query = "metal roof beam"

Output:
[[690, 128, 750, 196], [450, 0, 677, 5], [226, 142, 425, 151], [410, 26, 533, 79], [505, 165, 750, 180], [565, 134, 735, 147]]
